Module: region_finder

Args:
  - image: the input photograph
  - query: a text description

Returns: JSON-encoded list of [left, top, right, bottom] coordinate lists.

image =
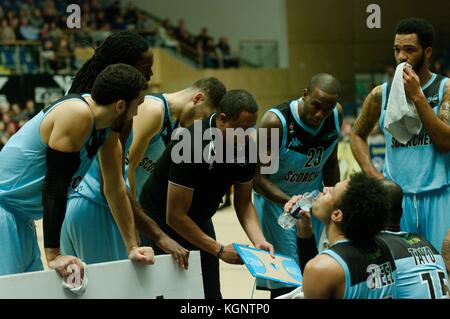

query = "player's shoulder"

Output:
[[53, 98, 94, 125], [137, 95, 165, 119], [260, 108, 283, 129], [305, 253, 343, 274]]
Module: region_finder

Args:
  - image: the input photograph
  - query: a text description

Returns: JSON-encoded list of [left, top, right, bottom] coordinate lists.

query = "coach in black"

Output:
[[139, 90, 274, 299]]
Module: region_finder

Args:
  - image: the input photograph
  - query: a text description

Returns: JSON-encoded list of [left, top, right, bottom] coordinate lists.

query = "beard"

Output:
[[110, 111, 129, 132], [412, 52, 425, 73]]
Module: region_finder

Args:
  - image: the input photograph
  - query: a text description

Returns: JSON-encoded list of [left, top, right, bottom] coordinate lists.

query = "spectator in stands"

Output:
[[54, 37, 72, 73], [9, 17, 20, 40], [4, 119, 17, 138], [124, 2, 139, 27], [29, 7, 44, 29], [216, 37, 240, 68], [196, 27, 215, 67], [20, 0, 36, 16], [25, 100, 37, 119], [0, 121, 8, 150], [156, 19, 179, 51], [48, 21, 64, 46], [41, 39, 57, 72], [105, 0, 121, 23], [10, 103, 28, 123], [0, 19, 16, 41], [19, 17, 39, 40], [136, 12, 156, 45], [42, 0, 57, 25]]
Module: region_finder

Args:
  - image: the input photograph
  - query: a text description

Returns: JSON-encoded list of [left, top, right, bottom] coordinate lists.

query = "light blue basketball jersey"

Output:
[[377, 231, 449, 299], [0, 94, 108, 220], [321, 239, 397, 299], [380, 74, 449, 193], [125, 93, 178, 198], [72, 93, 177, 205], [255, 99, 340, 290], [266, 99, 340, 196]]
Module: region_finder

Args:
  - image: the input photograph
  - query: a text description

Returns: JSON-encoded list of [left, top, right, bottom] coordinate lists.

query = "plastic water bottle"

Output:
[[278, 190, 320, 230]]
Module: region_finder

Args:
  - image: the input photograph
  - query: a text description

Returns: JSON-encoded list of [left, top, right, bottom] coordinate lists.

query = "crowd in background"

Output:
[[0, 0, 240, 73], [0, 99, 37, 149]]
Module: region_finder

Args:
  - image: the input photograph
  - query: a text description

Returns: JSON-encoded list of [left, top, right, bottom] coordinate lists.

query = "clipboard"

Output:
[[233, 243, 302, 287]]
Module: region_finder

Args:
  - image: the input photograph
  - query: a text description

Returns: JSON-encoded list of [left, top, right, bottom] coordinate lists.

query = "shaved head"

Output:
[[308, 73, 341, 96]]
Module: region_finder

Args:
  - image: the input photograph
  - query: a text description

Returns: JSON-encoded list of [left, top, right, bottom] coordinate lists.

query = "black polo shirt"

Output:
[[139, 113, 256, 225]]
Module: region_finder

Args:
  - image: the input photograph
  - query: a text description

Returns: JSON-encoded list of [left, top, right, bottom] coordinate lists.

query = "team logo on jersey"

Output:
[[427, 95, 439, 105], [288, 137, 302, 148], [366, 262, 395, 289], [320, 130, 338, 141]]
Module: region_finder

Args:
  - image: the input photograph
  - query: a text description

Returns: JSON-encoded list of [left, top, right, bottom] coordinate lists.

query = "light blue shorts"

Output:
[[60, 196, 127, 264], [0, 205, 43, 276]]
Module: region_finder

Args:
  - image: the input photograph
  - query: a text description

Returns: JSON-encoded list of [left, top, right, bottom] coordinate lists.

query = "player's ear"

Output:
[[331, 209, 343, 223], [115, 100, 127, 114]]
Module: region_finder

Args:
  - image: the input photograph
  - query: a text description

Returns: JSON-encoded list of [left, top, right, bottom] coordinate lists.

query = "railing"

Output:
[[239, 40, 279, 68]]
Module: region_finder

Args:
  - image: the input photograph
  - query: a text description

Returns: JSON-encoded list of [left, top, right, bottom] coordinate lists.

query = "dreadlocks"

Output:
[[69, 31, 149, 94]]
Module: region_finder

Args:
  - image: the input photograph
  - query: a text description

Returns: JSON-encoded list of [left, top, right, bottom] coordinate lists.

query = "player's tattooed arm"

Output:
[[352, 86, 382, 140], [439, 81, 450, 125], [349, 85, 384, 179]]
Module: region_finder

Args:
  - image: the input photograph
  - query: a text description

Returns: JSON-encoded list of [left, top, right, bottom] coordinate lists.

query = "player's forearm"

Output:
[[45, 247, 61, 262], [167, 213, 220, 256], [104, 185, 139, 252], [322, 160, 340, 187], [128, 191, 165, 242], [235, 202, 266, 245], [127, 167, 138, 199], [253, 174, 290, 205], [412, 94, 450, 152], [349, 131, 379, 176]]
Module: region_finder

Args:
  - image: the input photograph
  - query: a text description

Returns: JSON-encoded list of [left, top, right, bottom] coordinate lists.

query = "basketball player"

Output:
[[300, 173, 397, 299], [0, 64, 153, 278], [350, 17, 450, 250], [127, 77, 226, 199], [61, 77, 225, 264], [377, 180, 449, 299], [442, 230, 450, 273], [253, 73, 342, 298], [60, 32, 198, 267], [290, 179, 449, 298], [139, 90, 274, 299]]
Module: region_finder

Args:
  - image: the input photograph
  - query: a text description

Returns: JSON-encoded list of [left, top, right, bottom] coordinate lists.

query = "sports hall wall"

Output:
[[287, 0, 449, 105], [139, 0, 448, 118]]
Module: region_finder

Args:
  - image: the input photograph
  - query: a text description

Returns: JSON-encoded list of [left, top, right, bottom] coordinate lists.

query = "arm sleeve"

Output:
[[42, 147, 80, 248], [168, 162, 203, 190], [297, 235, 319, 274], [236, 163, 256, 184]]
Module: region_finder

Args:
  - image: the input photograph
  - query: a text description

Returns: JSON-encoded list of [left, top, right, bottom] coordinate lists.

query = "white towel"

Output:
[[61, 262, 88, 296], [274, 286, 304, 299], [384, 62, 422, 144]]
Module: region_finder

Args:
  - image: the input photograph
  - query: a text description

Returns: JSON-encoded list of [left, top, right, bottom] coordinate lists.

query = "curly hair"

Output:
[[395, 17, 435, 49], [69, 31, 149, 94], [338, 172, 389, 243]]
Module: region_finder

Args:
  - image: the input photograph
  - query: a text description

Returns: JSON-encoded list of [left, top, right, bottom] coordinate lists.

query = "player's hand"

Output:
[[48, 254, 85, 282], [255, 241, 275, 258], [220, 244, 244, 265], [284, 195, 302, 213], [403, 65, 424, 101], [156, 235, 190, 269], [295, 209, 314, 238], [129, 246, 155, 265]]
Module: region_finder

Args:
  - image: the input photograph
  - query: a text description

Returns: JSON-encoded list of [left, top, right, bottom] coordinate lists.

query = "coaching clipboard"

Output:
[[233, 243, 302, 287]]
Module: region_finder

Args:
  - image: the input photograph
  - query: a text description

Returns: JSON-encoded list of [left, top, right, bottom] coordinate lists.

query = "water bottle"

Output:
[[278, 190, 320, 230]]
